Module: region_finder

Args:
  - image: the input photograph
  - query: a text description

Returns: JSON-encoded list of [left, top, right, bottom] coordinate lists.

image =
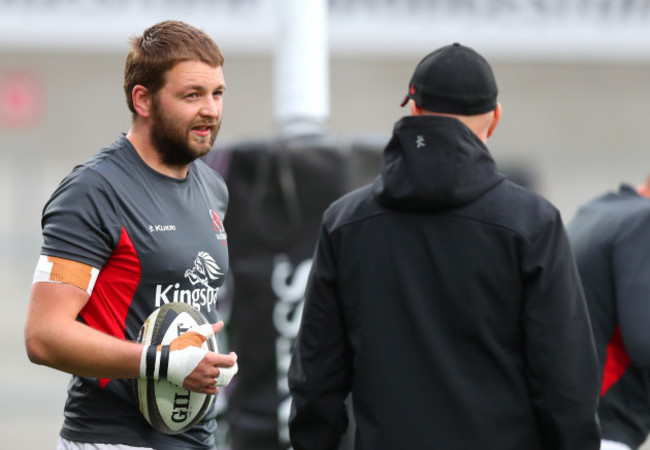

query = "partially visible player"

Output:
[[569, 175, 650, 450], [24, 20, 237, 450], [288, 43, 601, 450]]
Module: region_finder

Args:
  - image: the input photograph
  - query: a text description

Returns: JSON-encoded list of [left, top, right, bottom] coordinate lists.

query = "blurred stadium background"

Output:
[[2, 1, 650, 448]]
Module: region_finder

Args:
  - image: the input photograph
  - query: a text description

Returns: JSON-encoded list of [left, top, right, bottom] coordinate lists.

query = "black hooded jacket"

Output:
[[289, 115, 600, 450]]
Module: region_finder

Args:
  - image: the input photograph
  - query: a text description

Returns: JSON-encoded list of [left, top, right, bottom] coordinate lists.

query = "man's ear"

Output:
[[637, 181, 650, 198], [410, 100, 422, 116], [132, 85, 152, 118], [487, 103, 502, 138]]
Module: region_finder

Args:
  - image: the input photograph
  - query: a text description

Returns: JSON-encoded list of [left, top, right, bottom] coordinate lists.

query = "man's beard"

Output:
[[149, 96, 220, 167]]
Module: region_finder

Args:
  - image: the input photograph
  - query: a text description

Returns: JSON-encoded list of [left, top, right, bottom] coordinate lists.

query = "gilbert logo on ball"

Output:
[[135, 302, 216, 434]]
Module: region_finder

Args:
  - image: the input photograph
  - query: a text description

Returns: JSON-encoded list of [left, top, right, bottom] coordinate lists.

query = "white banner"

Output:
[[1, 0, 649, 61]]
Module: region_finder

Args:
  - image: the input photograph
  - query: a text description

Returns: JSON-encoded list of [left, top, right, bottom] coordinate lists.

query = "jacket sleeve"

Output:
[[613, 209, 650, 367], [522, 211, 601, 450], [288, 223, 352, 450]]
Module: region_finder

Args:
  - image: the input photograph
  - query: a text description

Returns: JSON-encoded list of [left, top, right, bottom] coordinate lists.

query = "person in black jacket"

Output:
[[568, 178, 650, 450], [288, 43, 601, 450]]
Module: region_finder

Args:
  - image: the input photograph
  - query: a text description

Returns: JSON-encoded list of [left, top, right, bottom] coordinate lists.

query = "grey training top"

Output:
[[40, 135, 229, 449]]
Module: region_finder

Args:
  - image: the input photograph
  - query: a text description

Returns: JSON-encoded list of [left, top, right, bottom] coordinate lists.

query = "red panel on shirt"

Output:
[[601, 325, 631, 397], [80, 227, 141, 388]]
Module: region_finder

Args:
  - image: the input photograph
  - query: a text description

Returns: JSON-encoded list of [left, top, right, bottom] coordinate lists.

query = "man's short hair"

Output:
[[124, 20, 224, 115]]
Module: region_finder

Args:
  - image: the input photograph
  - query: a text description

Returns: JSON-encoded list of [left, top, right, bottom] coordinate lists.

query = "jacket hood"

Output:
[[373, 115, 505, 210]]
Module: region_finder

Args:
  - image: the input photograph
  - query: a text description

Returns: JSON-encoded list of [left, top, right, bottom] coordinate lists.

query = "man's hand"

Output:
[[140, 321, 238, 394]]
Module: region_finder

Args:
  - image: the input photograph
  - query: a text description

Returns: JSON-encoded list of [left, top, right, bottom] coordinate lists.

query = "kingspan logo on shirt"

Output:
[[154, 251, 223, 312]]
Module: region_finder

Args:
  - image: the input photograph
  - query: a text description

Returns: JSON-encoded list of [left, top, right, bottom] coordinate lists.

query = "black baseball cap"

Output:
[[400, 43, 498, 115]]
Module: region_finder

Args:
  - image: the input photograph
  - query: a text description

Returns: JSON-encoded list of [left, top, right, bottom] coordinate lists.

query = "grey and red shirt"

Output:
[[568, 184, 650, 449], [35, 135, 228, 449]]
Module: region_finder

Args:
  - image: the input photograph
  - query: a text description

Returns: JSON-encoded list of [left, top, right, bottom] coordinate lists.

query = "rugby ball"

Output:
[[135, 302, 216, 434]]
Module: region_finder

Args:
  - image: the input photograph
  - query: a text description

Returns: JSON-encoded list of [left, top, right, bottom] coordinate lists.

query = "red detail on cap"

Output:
[[79, 227, 141, 389], [600, 325, 631, 396], [400, 83, 416, 107]]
